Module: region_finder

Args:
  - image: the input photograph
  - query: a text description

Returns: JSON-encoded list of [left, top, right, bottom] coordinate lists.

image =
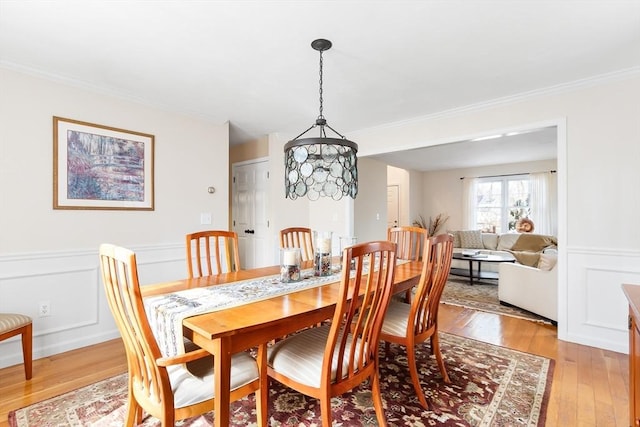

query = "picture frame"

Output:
[[53, 117, 155, 210]]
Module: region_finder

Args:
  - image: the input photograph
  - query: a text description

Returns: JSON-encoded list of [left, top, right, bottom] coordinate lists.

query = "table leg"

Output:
[[468, 260, 474, 285], [214, 336, 231, 427]]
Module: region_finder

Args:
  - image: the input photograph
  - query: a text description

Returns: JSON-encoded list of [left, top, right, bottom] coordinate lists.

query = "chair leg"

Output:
[[370, 370, 388, 427], [432, 332, 450, 384], [124, 392, 139, 427], [406, 343, 430, 410], [320, 391, 333, 427], [256, 344, 269, 427], [21, 323, 32, 380], [404, 289, 412, 304]]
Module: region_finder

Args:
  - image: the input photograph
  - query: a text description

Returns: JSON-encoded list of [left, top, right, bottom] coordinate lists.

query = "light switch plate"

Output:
[[200, 213, 212, 224]]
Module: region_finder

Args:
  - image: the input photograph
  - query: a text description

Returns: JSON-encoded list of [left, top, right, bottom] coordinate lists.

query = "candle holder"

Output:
[[313, 230, 333, 276], [280, 248, 301, 282]]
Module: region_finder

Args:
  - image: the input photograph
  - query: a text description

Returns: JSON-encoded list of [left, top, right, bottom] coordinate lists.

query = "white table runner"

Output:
[[144, 269, 342, 356]]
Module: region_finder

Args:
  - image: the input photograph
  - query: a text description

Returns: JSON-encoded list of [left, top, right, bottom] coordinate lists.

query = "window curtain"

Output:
[[529, 172, 557, 236], [462, 177, 478, 229]]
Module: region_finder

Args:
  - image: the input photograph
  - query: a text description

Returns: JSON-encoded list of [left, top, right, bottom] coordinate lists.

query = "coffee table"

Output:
[[450, 253, 516, 285]]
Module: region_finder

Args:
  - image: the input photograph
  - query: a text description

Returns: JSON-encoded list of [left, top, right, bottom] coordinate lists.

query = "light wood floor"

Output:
[[0, 304, 630, 427]]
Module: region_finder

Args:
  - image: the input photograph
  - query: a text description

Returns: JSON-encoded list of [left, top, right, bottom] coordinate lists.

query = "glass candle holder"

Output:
[[280, 247, 301, 282], [313, 230, 333, 276]]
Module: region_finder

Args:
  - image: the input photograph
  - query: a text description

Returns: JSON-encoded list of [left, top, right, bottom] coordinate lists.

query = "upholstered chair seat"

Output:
[[379, 302, 411, 336], [0, 312, 33, 380], [167, 351, 259, 408], [267, 325, 362, 388]]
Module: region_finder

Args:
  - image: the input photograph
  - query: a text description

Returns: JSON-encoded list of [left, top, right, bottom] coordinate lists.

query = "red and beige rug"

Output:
[[8, 333, 553, 426]]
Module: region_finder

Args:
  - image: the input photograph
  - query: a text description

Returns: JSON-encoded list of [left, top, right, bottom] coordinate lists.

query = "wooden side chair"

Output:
[[387, 225, 427, 262], [0, 313, 32, 380], [379, 233, 454, 409], [262, 240, 397, 426], [388, 225, 428, 302], [279, 227, 314, 262], [99, 243, 265, 426], [186, 230, 241, 278]]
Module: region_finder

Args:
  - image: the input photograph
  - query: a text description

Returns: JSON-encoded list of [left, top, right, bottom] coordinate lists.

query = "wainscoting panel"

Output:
[[566, 247, 640, 354], [0, 243, 185, 369]]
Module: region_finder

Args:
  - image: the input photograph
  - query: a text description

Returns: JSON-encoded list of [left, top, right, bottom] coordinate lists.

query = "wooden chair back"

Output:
[[325, 240, 397, 401], [412, 233, 454, 340], [100, 243, 264, 426], [186, 230, 240, 278], [279, 227, 314, 262], [379, 233, 453, 409], [100, 243, 177, 424], [387, 226, 428, 261]]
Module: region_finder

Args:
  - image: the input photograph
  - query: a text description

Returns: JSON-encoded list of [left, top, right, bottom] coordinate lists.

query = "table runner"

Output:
[[144, 269, 343, 356]]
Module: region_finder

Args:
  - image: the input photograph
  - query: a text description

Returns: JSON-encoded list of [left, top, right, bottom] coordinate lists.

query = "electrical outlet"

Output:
[[38, 301, 51, 317]]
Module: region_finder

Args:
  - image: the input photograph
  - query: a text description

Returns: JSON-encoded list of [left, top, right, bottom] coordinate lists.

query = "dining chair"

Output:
[[388, 225, 428, 302], [279, 227, 314, 262], [186, 230, 241, 278], [262, 240, 397, 426], [99, 243, 265, 426], [379, 233, 454, 409], [0, 313, 32, 380]]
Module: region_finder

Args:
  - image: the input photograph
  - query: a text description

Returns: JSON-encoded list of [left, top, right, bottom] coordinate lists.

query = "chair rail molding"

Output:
[[0, 243, 186, 368], [564, 245, 640, 354]]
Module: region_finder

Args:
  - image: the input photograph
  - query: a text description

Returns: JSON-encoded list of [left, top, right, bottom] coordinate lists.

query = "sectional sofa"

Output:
[[447, 230, 558, 322]]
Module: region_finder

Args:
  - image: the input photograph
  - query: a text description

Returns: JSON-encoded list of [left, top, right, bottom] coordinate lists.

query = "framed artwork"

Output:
[[53, 117, 154, 210]]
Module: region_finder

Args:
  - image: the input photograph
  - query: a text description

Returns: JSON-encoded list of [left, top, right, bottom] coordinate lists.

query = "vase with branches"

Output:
[[413, 213, 450, 237]]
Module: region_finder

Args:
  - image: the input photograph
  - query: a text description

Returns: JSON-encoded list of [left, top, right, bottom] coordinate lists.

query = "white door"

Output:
[[387, 185, 399, 229], [232, 160, 270, 269]]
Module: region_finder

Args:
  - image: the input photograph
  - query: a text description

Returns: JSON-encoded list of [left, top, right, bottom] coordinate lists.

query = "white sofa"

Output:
[[498, 257, 558, 323], [450, 230, 557, 272], [448, 230, 559, 322]]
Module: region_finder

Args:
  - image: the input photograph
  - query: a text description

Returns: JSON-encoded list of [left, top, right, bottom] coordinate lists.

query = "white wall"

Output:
[[0, 68, 231, 368], [354, 158, 388, 243], [347, 70, 640, 353]]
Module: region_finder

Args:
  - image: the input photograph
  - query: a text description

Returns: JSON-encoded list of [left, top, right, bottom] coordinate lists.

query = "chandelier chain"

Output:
[[318, 50, 324, 119]]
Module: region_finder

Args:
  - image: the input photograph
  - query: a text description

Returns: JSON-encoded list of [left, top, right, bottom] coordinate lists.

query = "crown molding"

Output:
[[353, 66, 640, 134]]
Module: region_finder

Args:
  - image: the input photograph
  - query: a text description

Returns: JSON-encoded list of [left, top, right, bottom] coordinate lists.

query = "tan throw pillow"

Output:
[[448, 230, 461, 248], [537, 253, 558, 271], [459, 230, 483, 249], [497, 233, 521, 251]]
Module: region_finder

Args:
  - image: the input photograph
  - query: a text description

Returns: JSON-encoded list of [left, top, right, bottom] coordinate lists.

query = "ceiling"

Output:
[[370, 126, 559, 172], [1, 1, 639, 169]]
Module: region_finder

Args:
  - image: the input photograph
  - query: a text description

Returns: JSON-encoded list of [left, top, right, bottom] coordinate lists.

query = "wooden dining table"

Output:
[[141, 259, 423, 427]]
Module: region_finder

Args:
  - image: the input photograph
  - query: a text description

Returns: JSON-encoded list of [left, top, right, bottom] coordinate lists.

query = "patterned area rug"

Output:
[[441, 278, 553, 324], [8, 333, 553, 427]]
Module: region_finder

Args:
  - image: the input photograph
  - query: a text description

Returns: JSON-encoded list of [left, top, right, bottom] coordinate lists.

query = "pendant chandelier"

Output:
[[284, 39, 358, 201]]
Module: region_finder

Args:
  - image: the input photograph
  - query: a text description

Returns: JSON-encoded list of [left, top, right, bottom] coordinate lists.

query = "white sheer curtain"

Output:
[[461, 177, 478, 229], [529, 172, 557, 236]]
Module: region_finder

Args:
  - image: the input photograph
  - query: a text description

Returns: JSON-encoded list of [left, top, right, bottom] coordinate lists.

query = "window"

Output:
[[475, 175, 530, 233]]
